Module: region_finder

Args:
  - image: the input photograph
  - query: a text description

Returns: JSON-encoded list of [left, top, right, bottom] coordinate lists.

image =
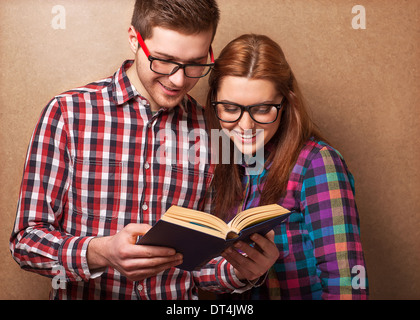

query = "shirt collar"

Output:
[[110, 60, 188, 114], [111, 60, 141, 106]]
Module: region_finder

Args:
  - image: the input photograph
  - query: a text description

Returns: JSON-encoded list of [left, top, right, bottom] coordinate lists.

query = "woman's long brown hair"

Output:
[[206, 34, 325, 220]]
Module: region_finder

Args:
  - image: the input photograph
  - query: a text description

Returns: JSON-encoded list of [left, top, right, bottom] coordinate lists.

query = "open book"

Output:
[[138, 204, 292, 271]]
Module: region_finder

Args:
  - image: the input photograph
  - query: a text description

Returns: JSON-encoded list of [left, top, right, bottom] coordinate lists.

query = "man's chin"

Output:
[[155, 94, 185, 109]]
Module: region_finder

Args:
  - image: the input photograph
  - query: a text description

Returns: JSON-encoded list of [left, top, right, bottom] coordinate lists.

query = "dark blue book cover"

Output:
[[138, 207, 292, 271]]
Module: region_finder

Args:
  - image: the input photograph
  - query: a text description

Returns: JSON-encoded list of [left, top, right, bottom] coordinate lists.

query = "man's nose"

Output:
[[168, 68, 186, 87]]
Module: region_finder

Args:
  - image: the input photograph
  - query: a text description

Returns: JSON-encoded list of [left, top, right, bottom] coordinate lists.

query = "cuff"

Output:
[[222, 263, 269, 294], [215, 258, 247, 291], [58, 236, 99, 281]]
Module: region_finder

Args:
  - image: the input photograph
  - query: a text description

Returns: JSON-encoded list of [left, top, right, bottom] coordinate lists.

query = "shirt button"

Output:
[[144, 162, 150, 170], [142, 204, 148, 211], [137, 284, 143, 291]]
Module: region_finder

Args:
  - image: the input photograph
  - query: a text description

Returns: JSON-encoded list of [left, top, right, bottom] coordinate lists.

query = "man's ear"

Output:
[[128, 25, 139, 54]]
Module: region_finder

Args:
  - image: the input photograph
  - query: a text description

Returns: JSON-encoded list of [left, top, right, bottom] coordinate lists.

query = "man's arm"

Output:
[[10, 98, 181, 282], [9, 98, 91, 281]]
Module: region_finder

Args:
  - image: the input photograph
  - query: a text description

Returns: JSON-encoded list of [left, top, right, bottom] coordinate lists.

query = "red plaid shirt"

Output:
[[10, 60, 247, 299]]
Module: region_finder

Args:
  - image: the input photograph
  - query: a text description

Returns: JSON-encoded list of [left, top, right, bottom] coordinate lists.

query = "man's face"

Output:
[[130, 26, 213, 111]]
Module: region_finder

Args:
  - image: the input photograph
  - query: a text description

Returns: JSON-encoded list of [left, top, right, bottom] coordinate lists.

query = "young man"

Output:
[[10, 0, 274, 300]]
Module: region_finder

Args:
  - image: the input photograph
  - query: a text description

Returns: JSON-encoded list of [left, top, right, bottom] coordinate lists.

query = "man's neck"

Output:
[[126, 62, 159, 112]]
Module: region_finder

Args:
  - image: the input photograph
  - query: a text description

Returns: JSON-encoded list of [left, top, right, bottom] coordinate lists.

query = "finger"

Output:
[[123, 223, 178, 257], [222, 248, 261, 281], [130, 244, 178, 258], [222, 246, 256, 270], [250, 233, 279, 258], [233, 240, 265, 263], [123, 253, 183, 271], [264, 230, 275, 242], [125, 257, 184, 281]]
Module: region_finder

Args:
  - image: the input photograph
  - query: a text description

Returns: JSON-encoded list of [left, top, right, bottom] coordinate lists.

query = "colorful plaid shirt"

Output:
[[225, 139, 369, 300], [10, 60, 248, 300]]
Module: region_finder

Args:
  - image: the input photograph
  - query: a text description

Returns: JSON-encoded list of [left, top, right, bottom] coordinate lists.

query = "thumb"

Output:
[[123, 223, 152, 244]]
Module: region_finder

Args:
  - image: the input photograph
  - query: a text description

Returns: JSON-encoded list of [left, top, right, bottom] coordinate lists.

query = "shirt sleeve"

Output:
[[301, 146, 368, 299], [192, 257, 252, 294], [9, 98, 95, 282]]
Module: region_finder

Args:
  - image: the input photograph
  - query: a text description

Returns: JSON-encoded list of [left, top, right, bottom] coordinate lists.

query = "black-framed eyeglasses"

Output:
[[136, 30, 214, 78], [211, 97, 287, 124]]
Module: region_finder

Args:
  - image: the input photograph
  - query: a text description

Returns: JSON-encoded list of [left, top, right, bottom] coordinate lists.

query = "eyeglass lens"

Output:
[[150, 59, 212, 78], [216, 103, 279, 124]]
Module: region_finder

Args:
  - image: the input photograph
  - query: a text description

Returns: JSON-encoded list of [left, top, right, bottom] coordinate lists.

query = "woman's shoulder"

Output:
[[292, 138, 351, 178], [294, 138, 356, 195], [299, 138, 345, 163]]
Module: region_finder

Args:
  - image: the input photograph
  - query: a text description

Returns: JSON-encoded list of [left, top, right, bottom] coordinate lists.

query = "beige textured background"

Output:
[[0, 0, 419, 300]]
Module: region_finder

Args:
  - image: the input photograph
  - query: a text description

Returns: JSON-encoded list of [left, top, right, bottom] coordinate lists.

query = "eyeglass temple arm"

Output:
[[136, 30, 214, 64], [209, 45, 214, 63], [136, 31, 151, 57]]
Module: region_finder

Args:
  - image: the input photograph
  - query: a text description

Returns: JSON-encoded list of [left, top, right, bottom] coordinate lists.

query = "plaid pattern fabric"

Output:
[[10, 60, 246, 299], [227, 139, 368, 300]]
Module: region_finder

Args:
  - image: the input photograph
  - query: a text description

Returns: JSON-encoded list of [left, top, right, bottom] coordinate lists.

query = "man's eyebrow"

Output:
[[153, 51, 209, 64]]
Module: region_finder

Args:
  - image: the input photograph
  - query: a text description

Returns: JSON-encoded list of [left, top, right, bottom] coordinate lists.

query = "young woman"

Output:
[[206, 34, 368, 299]]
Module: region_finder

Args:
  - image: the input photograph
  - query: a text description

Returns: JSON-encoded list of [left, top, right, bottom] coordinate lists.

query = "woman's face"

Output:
[[215, 76, 283, 155]]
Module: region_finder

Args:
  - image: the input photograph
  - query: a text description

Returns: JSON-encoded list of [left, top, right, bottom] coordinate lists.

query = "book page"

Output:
[[164, 206, 229, 233], [228, 204, 290, 231], [161, 216, 227, 239]]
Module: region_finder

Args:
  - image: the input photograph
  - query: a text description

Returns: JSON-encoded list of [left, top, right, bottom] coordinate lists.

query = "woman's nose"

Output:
[[237, 111, 255, 130]]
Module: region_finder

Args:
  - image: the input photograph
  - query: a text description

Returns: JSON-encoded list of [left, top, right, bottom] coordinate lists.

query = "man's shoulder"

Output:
[[55, 76, 114, 100]]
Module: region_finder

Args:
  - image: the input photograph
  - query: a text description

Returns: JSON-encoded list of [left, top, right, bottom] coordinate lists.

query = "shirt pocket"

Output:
[[162, 164, 213, 211], [69, 157, 122, 221]]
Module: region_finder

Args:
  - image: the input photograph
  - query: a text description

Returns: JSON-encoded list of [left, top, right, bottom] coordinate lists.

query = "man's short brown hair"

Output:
[[131, 0, 220, 41]]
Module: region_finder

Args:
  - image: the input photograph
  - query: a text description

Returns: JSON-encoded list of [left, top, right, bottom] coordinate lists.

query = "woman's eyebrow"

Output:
[[219, 100, 278, 105]]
